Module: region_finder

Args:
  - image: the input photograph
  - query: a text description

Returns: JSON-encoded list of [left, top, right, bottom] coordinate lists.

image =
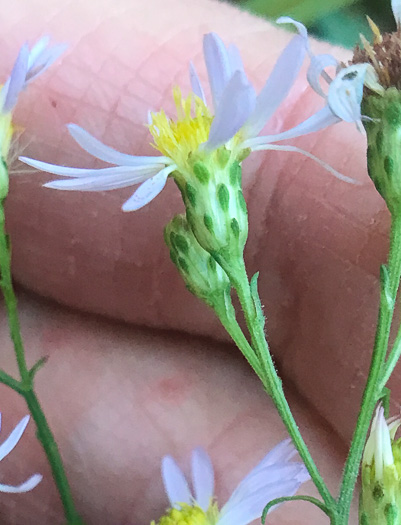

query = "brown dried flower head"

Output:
[[352, 8, 401, 90]]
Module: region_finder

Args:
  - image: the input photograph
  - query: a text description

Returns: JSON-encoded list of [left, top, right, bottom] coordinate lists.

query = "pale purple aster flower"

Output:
[[0, 37, 65, 168], [20, 25, 358, 212], [0, 414, 42, 493], [0, 37, 66, 115], [21, 29, 337, 212], [154, 439, 309, 525]]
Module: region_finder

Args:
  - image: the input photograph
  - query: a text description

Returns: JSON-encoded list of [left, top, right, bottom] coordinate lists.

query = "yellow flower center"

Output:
[[149, 87, 213, 171], [151, 503, 219, 525]]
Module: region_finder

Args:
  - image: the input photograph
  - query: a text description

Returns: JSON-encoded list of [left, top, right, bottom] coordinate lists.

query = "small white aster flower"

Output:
[[20, 27, 354, 213], [151, 439, 309, 525], [0, 37, 65, 166], [0, 414, 42, 493]]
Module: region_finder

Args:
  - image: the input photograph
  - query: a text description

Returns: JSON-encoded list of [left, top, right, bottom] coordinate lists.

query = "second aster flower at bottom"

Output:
[[152, 439, 310, 525]]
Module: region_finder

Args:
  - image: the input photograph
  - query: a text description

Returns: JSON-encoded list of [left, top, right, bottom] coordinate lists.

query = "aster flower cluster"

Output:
[[4, 1, 401, 524]]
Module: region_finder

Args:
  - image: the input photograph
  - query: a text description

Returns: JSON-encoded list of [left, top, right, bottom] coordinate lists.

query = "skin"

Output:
[[0, 0, 395, 522]]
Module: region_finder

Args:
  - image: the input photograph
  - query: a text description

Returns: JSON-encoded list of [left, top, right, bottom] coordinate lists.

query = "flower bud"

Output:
[[176, 148, 249, 271], [363, 89, 401, 215], [359, 405, 401, 525], [164, 214, 230, 309]]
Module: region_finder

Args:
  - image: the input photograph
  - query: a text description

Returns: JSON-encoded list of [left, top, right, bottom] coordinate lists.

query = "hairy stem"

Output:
[[216, 255, 337, 517], [337, 213, 401, 523]]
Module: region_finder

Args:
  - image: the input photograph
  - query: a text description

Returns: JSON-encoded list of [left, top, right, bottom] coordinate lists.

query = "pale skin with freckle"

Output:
[[0, 0, 394, 523]]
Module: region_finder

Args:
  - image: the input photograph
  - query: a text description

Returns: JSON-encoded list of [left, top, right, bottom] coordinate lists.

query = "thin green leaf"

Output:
[[250, 272, 265, 329]]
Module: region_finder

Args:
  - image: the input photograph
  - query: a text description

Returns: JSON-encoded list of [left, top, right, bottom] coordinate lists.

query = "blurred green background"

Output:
[[232, 0, 395, 48]]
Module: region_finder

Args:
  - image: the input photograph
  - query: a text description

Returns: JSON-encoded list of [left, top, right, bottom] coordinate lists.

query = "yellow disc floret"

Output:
[[149, 87, 213, 171], [151, 503, 219, 525]]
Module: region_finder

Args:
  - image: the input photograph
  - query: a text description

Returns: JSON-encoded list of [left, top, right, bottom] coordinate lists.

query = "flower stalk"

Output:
[[0, 196, 84, 524], [218, 255, 337, 519], [338, 214, 401, 524]]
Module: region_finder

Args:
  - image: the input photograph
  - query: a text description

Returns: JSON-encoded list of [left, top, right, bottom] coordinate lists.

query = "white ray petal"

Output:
[[27, 37, 50, 69], [327, 64, 368, 124], [243, 106, 340, 149], [218, 479, 301, 525], [388, 416, 401, 440], [68, 124, 170, 167], [276, 17, 309, 50], [226, 441, 297, 497], [205, 71, 256, 151], [191, 448, 215, 511], [0, 474, 42, 493], [161, 454, 193, 508], [307, 54, 338, 97], [43, 169, 156, 191], [243, 34, 306, 138], [224, 462, 305, 510], [2, 45, 30, 113], [372, 406, 394, 480], [189, 62, 206, 104], [26, 43, 67, 83], [0, 416, 30, 462], [122, 165, 175, 212], [227, 44, 245, 74], [203, 33, 232, 109], [239, 440, 297, 483], [20, 156, 161, 179], [252, 143, 358, 184]]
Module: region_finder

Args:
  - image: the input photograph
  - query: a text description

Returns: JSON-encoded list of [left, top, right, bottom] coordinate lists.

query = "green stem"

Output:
[[379, 320, 401, 390], [217, 256, 337, 516], [214, 296, 265, 382], [262, 495, 331, 523], [0, 200, 83, 525], [337, 213, 401, 523], [0, 368, 26, 393], [24, 391, 84, 525]]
